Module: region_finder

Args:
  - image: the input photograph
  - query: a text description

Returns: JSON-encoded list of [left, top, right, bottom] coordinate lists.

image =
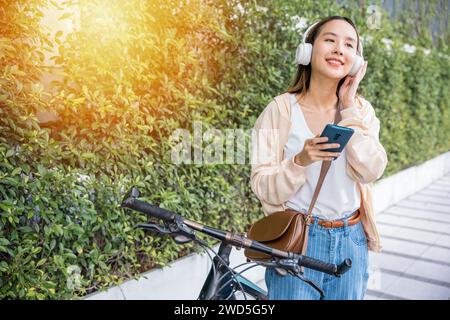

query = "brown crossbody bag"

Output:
[[244, 100, 340, 261]]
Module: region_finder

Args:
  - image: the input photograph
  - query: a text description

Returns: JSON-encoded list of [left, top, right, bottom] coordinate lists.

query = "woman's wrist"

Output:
[[340, 99, 357, 110], [294, 153, 305, 166]]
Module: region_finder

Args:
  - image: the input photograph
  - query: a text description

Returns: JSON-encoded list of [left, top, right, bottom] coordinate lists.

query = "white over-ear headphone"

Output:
[[295, 21, 364, 76]]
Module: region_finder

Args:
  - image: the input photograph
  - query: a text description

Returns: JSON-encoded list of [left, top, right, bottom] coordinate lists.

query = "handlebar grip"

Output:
[[122, 198, 176, 222], [298, 256, 338, 275], [336, 258, 352, 276]]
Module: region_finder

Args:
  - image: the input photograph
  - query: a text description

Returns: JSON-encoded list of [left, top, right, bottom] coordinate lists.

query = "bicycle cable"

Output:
[[214, 261, 259, 291], [195, 237, 248, 300], [215, 262, 265, 297]]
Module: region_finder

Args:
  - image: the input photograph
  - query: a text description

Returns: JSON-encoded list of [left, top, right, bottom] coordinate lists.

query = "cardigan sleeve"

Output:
[[250, 100, 308, 206], [338, 98, 388, 184]]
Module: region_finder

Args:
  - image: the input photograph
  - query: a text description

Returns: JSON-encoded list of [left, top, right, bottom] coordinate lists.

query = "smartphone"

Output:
[[318, 124, 354, 159]]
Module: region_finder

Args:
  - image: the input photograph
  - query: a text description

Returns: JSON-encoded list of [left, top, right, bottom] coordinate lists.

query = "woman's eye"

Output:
[[325, 38, 353, 48]]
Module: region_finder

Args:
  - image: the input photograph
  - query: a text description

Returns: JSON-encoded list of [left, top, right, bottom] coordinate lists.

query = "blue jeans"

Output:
[[264, 215, 369, 300]]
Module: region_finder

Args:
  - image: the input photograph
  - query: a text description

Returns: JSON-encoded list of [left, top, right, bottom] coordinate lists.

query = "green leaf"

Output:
[[36, 258, 47, 267], [49, 239, 56, 251], [0, 261, 8, 272], [0, 201, 13, 211], [32, 247, 42, 254], [11, 167, 22, 176], [5, 149, 14, 158]]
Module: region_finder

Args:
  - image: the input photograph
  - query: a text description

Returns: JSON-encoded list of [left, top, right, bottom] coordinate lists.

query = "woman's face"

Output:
[[310, 19, 359, 80]]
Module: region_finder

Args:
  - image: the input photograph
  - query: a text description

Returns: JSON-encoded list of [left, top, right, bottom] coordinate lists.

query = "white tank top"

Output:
[[284, 93, 360, 220]]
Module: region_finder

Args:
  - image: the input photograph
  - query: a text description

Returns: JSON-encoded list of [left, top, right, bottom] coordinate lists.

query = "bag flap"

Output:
[[248, 210, 300, 242]]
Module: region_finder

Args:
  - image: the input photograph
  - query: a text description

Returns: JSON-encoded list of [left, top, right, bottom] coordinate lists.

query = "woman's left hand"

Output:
[[338, 60, 368, 109]]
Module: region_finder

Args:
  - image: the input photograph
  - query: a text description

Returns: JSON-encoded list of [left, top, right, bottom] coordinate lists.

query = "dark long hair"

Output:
[[286, 16, 362, 100]]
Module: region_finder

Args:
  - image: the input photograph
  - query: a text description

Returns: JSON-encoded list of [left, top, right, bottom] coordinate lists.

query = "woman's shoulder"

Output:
[[355, 94, 368, 107], [255, 93, 291, 126], [355, 95, 381, 122], [356, 95, 376, 112], [273, 92, 292, 113]]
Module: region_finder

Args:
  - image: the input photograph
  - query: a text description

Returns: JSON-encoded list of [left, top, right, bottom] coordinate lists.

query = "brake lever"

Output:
[[278, 258, 303, 275], [135, 223, 172, 235], [169, 218, 197, 244], [293, 273, 325, 299], [135, 222, 195, 244], [257, 258, 324, 299], [252, 259, 299, 276]]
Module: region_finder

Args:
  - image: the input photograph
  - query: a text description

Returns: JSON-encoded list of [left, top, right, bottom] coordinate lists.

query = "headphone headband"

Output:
[[302, 21, 319, 43]]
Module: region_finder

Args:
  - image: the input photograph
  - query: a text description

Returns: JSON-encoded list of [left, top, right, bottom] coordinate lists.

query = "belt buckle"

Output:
[[320, 219, 333, 228]]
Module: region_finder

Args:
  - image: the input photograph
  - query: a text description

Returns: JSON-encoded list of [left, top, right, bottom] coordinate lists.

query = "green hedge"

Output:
[[0, 0, 449, 299]]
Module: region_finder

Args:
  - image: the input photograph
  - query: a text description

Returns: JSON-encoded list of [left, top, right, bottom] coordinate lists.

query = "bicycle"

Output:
[[121, 187, 352, 300]]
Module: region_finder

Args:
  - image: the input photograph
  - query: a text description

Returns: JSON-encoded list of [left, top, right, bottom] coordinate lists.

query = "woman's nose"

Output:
[[332, 46, 344, 56]]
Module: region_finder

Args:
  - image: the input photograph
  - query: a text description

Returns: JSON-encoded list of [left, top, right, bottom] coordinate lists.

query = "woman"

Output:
[[250, 16, 388, 300]]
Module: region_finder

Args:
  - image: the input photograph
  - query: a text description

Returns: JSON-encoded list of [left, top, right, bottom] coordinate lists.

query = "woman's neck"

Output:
[[299, 72, 340, 112]]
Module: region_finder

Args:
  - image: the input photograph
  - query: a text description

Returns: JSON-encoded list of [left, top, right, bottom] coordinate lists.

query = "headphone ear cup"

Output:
[[348, 55, 363, 76], [295, 43, 312, 65]]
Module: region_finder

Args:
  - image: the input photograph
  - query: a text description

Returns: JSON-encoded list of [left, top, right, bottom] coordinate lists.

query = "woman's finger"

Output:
[[343, 76, 353, 87], [311, 137, 328, 145]]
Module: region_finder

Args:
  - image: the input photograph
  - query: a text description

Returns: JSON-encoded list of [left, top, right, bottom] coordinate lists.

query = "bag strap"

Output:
[[305, 103, 341, 221]]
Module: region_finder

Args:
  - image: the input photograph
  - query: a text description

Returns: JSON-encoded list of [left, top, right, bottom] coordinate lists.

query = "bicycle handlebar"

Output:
[[122, 197, 177, 222], [121, 187, 351, 277], [299, 255, 352, 276]]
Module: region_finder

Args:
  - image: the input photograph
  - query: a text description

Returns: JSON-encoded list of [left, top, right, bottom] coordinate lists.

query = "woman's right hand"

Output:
[[294, 134, 341, 166]]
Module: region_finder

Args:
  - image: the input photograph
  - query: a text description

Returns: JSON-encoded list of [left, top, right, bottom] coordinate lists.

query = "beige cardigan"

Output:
[[250, 92, 388, 252]]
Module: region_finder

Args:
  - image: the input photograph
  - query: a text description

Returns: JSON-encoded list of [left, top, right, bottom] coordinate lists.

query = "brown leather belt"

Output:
[[308, 209, 361, 228]]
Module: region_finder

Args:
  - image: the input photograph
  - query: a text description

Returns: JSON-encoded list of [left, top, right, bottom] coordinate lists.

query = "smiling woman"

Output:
[[251, 15, 387, 300]]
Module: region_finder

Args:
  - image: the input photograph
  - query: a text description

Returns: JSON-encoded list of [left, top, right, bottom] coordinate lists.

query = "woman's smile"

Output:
[[326, 58, 344, 68]]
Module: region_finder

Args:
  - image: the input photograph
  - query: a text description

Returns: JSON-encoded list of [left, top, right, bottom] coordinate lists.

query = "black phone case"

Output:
[[318, 124, 354, 154]]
